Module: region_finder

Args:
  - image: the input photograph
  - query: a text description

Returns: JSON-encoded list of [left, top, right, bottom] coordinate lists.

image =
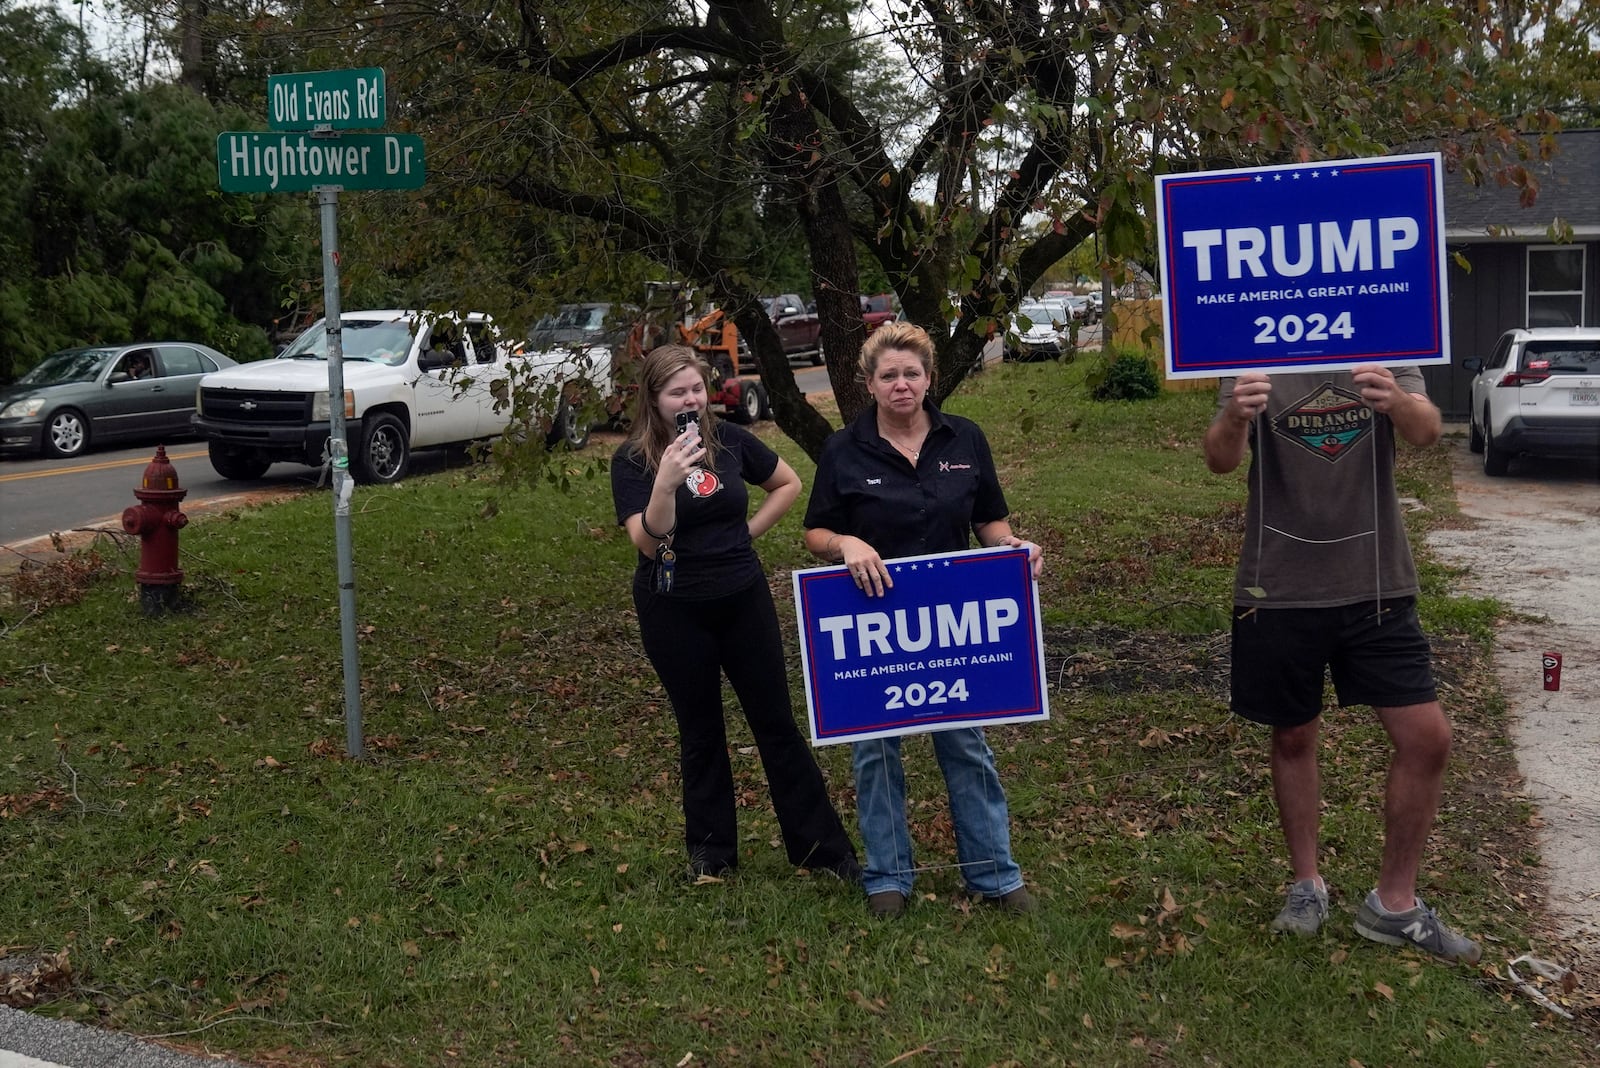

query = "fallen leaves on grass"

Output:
[[0, 948, 72, 1006], [0, 786, 70, 818]]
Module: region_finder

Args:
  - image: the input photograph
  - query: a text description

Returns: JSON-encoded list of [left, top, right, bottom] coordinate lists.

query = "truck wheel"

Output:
[[208, 441, 270, 480], [809, 345, 824, 367], [1481, 417, 1510, 477], [1467, 416, 1484, 454], [545, 398, 591, 450], [753, 380, 772, 419], [43, 408, 89, 457], [729, 380, 764, 424], [355, 412, 410, 484]]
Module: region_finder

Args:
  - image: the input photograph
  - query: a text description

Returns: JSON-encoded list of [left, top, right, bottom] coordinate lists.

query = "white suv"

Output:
[[1463, 327, 1600, 476]]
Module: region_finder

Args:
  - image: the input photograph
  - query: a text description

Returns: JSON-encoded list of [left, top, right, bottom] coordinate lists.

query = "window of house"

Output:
[[1526, 246, 1585, 327]]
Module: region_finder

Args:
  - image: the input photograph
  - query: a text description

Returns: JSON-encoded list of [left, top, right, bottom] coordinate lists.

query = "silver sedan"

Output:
[[0, 342, 239, 458]]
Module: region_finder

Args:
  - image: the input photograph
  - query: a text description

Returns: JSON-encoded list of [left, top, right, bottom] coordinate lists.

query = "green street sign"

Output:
[[267, 68, 385, 131], [217, 132, 426, 193]]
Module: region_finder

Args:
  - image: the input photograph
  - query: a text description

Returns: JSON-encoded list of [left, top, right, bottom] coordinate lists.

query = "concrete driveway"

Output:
[[1426, 433, 1600, 957]]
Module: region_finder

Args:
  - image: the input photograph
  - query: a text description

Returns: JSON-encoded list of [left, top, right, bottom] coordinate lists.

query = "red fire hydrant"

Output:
[[121, 445, 189, 615]]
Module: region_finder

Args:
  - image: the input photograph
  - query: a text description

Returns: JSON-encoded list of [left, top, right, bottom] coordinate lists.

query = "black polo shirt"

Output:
[[611, 421, 778, 599], [803, 402, 1008, 558]]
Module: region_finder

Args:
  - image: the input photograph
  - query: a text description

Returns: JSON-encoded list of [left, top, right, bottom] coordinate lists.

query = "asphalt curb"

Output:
[[0, 1005, 250, 1068]]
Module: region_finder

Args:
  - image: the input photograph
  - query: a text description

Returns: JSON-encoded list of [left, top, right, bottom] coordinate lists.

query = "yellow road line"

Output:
[[0, 448, 208, 483]]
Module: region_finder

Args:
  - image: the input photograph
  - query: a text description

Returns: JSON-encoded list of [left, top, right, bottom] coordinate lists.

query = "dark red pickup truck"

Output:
[[861, 293, 899, 334], [762, 294, 823, 365], [752, 292, 899, 371]]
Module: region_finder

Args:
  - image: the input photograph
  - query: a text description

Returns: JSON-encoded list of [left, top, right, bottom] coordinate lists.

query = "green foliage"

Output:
[[0, 16, 289, 378], [1089, 351, 1162, 402]]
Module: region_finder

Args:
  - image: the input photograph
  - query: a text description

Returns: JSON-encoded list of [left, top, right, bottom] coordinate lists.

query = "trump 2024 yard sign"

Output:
[[1154, 152, 1449, 379], [792, 547, 1048, 746]]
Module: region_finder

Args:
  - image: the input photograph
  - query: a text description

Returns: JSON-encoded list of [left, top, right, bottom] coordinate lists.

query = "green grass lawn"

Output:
[[1, 360, 1592, 1066]]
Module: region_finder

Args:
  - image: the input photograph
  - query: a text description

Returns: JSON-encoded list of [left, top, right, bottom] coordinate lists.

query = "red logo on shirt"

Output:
[[685, 469, 722, 497]]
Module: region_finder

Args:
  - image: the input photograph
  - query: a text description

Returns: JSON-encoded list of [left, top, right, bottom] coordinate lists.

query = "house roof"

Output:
[[1444, 129, 1600, 242]]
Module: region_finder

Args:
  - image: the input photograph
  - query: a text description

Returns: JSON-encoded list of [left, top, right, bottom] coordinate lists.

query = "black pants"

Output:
[[634, 578, 856, 873]]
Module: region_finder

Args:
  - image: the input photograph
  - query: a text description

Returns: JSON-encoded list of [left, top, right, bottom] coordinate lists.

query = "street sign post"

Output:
[[268, 68, 385, 131], [216, 132, 425, 194], [215, 66, 426, 760]]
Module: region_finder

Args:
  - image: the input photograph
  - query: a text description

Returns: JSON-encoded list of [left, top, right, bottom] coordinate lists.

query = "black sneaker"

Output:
[[686, 855, 734, 882], [828, 856, 864, 885]]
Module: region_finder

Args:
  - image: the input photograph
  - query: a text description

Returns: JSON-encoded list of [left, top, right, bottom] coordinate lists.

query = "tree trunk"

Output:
[[178, 0, 208, 96], [765, 84, 872, 452]]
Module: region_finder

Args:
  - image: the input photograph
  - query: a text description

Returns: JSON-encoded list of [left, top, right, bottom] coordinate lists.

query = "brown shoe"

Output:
[[985, 887, 1035, 913], [867, 890, 907, 918]]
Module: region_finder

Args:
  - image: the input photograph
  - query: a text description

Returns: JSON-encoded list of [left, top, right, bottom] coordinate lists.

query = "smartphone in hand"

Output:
[[675, 410, 700, 436]]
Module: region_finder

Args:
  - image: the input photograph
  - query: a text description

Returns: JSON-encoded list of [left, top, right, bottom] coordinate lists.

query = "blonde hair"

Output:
[[625, 344, 723, 470], [859, 321, 937, 389]]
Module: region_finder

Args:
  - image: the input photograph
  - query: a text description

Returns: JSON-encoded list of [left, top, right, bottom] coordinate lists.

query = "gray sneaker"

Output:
[[1354, 892, 1482, 964], [1270, 878, 1329, 936]]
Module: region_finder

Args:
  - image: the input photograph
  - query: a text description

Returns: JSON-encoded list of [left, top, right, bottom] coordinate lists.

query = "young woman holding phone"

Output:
[[610, 344, 859, 882]]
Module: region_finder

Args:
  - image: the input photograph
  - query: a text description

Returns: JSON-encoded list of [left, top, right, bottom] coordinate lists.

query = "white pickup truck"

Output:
[[192, 310, 610, 483]]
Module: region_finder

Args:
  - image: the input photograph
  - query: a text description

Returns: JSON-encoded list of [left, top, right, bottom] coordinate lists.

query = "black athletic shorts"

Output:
[[1230, 596, 1438, 728]]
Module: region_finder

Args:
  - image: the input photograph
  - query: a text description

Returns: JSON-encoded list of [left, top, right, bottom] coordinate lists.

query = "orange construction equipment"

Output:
[[616, 284, 769, 424]]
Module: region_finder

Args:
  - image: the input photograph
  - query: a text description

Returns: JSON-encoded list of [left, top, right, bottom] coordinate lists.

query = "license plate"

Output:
[[1572, 389, 1599, 406]]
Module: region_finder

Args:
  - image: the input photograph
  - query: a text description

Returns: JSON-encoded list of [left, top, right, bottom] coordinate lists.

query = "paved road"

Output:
[[0, 1006, 250, 1068], [0, 441, 312, 556]]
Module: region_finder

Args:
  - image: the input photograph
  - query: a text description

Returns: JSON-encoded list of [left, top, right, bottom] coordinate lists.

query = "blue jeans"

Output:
[[851, 728, 1023, 898]]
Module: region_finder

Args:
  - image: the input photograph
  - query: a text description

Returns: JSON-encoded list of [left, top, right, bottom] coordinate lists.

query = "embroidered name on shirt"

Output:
[[1273, 382, 1372, 462], [866, 477, 882, 485], [938, 461, 972, 472]]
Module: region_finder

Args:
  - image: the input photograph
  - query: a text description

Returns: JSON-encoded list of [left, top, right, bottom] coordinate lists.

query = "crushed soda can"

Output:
[[1542, 651, 1562, 691]]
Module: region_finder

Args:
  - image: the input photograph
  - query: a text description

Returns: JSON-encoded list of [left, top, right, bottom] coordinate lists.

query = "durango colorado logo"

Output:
[[1273, 383, 1373, 462]]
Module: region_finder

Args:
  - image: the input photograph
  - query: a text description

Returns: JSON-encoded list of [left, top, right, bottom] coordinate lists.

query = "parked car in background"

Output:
[[0, 342, 238, 458], [527, 302, 632, 355], [861, 293, 899, 335], [1062, 294, 1096, 323], [760, 294, 823, 366], [193, 310, 611, 484], [1032, 297, 1072, 329], [1463, 326, 1600, 476], [1004, 301, 1067, 362]]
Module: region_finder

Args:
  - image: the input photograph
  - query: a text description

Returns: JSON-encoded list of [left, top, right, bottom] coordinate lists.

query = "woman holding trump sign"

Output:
[[802, 322, 1043, 918]]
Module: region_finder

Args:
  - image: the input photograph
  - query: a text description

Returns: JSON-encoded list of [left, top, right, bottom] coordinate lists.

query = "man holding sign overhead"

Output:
[[1168, 152, 1477, 963], [1205, 362, 1479, 963]]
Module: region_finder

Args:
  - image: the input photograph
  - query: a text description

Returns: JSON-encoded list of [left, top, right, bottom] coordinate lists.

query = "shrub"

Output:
[[1090, 351, 1160, 401]]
